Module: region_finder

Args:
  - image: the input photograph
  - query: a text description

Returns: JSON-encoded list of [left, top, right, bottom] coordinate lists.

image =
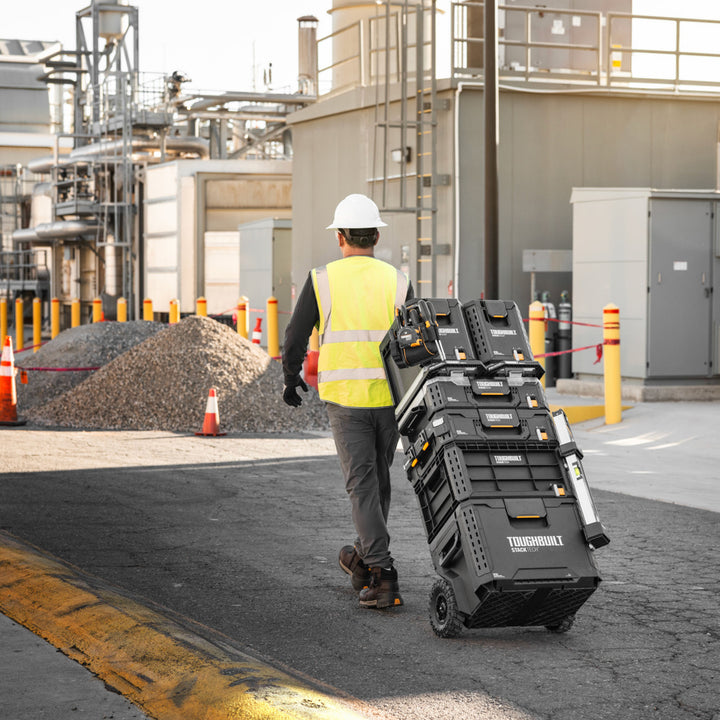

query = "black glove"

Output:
[[283, 378, 308, 407]]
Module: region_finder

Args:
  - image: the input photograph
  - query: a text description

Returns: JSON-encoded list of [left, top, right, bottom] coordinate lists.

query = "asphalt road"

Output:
[[1, 412, 718, 720]]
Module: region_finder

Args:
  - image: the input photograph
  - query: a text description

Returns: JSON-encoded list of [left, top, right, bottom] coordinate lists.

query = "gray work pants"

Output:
[[325, 403, 400, 568]]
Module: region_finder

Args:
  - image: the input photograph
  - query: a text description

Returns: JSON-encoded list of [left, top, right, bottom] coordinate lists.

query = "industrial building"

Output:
[[290, 0, 720, 390], [3, 1, 720, 390], [0, 0, 312, 325]]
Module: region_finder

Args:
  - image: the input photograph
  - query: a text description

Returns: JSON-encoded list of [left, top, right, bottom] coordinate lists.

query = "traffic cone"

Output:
[[195, 388, 226, 437], [0, 336, 26, 426], [251, 317, 262, 345]]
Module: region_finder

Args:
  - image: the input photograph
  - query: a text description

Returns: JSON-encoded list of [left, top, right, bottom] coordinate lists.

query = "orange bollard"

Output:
[[528, 301, 546, 388], [92, 297, 103, 323], [266, 296, 279, 359], [51, 298, 60, 339], [603, 303, 622, 425], [15, 298, 23, 352], [1, 297, 7, 347], [169, 299, 180, 324], [71, 298, 80, 328], [143, 298, 153, 321], [196, 297, 207, 317], [116, 297, 127, 322], [33, 297, 42, 352], [237, 297, 248, 339]]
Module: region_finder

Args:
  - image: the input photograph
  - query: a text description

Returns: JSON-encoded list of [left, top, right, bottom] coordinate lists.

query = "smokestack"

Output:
[[298, 15, 319, 95]]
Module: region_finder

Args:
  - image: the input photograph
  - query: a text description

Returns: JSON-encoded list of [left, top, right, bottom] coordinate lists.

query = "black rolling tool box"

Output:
[[462, 299, 533, 365], [396, 370, 547, 441], [381, 297, 609, 638]]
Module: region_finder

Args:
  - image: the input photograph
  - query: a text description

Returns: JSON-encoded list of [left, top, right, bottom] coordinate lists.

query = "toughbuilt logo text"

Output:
[[507, 535, 564, 553]]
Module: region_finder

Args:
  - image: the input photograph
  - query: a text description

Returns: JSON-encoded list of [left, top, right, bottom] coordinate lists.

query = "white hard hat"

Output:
[[326, 193, 387, 230]]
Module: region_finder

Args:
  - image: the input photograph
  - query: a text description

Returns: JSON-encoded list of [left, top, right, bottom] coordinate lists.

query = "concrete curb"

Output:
[[556, 378, 720, 402], [0, 531, 373, 720]]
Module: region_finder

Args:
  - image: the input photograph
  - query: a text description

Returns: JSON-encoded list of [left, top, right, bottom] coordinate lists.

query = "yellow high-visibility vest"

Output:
[[312, 256, 409, 407]]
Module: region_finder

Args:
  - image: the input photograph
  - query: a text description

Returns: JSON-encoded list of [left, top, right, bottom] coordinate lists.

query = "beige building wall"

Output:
[[291, 83, 720, 314]]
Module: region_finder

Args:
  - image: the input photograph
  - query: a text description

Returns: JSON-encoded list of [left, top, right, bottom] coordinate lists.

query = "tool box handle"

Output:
[[485, 359, 545, 378], [439, 532, 462, 568]]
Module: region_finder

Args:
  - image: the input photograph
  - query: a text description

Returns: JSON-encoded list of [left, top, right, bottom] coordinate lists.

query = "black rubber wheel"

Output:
[[546, 615, 575, 634], [428, 578, 464, 638]]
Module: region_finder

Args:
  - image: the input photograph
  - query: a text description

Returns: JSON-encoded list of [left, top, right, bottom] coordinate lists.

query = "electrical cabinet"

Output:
[[571, 188, 720, 380]]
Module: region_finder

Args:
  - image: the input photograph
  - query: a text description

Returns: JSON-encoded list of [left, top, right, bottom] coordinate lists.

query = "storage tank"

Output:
[[328, 0, 434, 92], [97, 0, 129, 40]]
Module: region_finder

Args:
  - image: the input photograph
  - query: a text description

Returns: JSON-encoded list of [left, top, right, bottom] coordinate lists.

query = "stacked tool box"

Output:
[[381, 298, 609, 637]]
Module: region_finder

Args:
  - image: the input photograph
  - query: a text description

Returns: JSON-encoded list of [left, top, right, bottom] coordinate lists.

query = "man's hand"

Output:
[[283, 378, 309, 407]]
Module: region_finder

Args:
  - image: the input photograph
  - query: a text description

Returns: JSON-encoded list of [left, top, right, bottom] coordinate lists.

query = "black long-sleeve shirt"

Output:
[[282, 269, 413, 387]]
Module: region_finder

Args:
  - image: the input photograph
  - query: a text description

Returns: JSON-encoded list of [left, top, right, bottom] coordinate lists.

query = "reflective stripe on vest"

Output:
[[312, 256, 408, 408]]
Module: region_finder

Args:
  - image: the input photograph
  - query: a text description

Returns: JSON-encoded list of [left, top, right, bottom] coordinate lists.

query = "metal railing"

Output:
[[0, 248, 48, 289], [451, 3, 720, 94], [317, 7, 430, 97], [607, 12, 720, 92]]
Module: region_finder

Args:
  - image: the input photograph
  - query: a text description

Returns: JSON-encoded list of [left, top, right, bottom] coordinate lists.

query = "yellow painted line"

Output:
[[0, 533, 371, 720], [549, 404, 632, 425]]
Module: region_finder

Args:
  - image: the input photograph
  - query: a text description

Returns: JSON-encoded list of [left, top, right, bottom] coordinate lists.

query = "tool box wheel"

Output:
[[429, 578, 464, 638], [545, 615, 575, 634]]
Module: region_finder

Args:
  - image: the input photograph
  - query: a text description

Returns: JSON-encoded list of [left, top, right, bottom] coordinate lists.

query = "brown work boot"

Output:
[[358, 566, 404, 609], [339, 545, 371, 591]]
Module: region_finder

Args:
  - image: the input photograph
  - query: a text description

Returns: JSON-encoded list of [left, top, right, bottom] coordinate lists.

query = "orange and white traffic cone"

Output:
[[195, 388, 226, 437], [0, 336, 26, 426], [251, 317, 262, 345]]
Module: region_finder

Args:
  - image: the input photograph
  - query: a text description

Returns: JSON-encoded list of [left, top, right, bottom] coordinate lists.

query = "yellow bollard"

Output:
[[15, 298, 24, 351], [92, 297, 103, 323], [33, 297, 42, 352], [310, 326, 319, 353], [603, 303, 622, 425], [51, 298, 60, 339], [143, 298, 153, 321], [196, 297, 207, 317], [0, 297, 7, 347], [71, 298, 80, 328], [169, 299, 180, 324], [116, 297, 127, 322], [528, 301, 546, 388], [237, 297, 248, 339], [266, 296, 279, 359]]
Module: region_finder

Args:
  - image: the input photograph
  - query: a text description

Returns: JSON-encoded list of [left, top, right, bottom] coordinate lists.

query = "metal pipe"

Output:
[[34, 221, 102, 240], [11, 228, 40, 243], [27, 136, 209, 173], [484, 0, 499, 300]]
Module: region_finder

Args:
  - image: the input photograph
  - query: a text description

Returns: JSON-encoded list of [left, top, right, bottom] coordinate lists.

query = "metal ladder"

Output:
[[372, 0, 439, 295]]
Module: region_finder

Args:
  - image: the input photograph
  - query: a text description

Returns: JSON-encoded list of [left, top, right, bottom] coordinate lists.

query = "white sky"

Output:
[[4, 0, 336, 93], [4, 1, 720, 92]]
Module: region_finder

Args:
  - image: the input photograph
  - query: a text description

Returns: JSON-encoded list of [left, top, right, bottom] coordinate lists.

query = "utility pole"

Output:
[[484, 0, 499, 299]]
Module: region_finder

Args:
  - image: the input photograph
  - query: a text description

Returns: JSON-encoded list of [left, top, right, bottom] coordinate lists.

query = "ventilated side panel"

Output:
[[444, 445, 471, 501], [458, 505, 489, 576]]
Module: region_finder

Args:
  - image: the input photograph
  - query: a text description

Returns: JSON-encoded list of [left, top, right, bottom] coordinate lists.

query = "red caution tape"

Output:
[[535, 339, 611, 362], [17, 366, 100, 372], [594, 343, 603, 364], [524, 317, 604, 328]]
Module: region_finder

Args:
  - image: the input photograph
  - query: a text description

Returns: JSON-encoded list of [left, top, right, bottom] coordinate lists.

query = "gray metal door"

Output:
[[648, 199, 712, 377]]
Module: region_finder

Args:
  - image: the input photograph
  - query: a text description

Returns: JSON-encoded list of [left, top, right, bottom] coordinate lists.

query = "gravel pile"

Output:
[[25, 315, 329, 433], [16, 320, 166, 410]]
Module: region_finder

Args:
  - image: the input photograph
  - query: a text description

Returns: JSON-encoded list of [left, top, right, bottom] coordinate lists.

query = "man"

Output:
[[282, 193, 412, 609]]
